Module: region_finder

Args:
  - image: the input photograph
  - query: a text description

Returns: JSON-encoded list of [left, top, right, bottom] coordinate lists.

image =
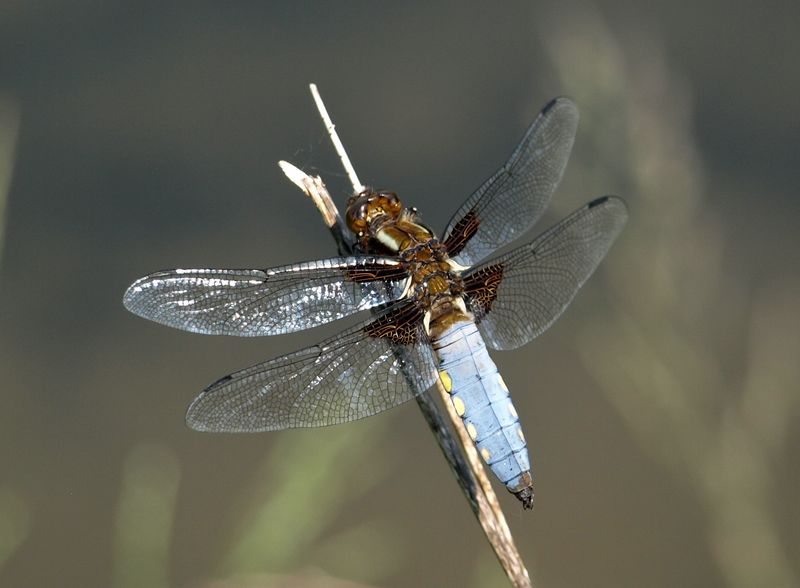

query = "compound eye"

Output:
[[346, 199, 370, 232], [354, 205, 369, 227], [381, 192, 402, 214]]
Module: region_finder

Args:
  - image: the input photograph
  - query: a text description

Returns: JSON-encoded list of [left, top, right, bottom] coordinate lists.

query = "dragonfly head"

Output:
[[345, 190, 404, 236]]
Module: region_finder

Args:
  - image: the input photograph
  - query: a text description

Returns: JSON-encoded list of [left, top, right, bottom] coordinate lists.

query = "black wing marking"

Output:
[[464, 196, 628, 350], [123, 257, 408, 336], [443, 97, 579, 266], [186, 303, 437, 432]]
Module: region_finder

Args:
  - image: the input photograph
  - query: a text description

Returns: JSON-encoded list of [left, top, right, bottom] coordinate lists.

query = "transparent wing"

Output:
[[186, 303, 438, 432], [463, 196, 628, 350], [443, 97, 579, 267], [123, 257, 408, 336]]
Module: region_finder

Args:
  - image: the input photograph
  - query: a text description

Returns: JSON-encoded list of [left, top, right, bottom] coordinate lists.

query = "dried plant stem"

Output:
[[278, 84, 531, 587], [309, 84, 365, 194]]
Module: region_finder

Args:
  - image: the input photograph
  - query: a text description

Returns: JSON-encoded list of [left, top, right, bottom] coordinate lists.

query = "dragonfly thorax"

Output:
[[345, 189, 472, 337]]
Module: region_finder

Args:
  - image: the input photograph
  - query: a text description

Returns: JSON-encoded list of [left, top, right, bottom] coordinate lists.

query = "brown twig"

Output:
[[277, 84, 531, 587]]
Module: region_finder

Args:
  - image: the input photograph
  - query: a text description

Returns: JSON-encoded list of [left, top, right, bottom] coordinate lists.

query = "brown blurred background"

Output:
[[1, 2, 798, 587]]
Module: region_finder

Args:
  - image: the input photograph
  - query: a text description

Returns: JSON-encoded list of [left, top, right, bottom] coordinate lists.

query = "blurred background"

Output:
[[1, 1, 798, 587]]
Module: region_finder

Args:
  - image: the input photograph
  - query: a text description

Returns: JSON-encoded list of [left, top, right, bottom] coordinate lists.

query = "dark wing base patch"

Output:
[[443, 210, 480, 258], [464, 263, 504, 321], [363, 303, 425, 346]]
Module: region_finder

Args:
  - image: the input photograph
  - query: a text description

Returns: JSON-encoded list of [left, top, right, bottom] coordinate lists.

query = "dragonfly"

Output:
[[123, 97, 627, 509]]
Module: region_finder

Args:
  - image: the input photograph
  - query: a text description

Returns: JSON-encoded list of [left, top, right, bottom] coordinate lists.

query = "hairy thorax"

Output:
[[345, 189, 472, 338]]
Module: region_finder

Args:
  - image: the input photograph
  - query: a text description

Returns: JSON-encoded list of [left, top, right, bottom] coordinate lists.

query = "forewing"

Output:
[[123, 257, 408, 336], [464, 196, 628, 350], [186, 303, 438, 431], [442, 97, 579, 266]]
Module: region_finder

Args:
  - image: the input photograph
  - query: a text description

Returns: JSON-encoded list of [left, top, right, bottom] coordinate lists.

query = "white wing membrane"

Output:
[[186, 305, 438, 431], [443, 97, 579, 266], [123, 257, 407, 336], [465, 196, 628, 350]]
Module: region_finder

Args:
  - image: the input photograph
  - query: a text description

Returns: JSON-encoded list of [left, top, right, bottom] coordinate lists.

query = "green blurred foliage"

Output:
[[113, 443, 180, 588], [0, 486, 30, 571], [0, 97, 19, 271], [219, 422, 397, 582], [542, 13, 798, 587]]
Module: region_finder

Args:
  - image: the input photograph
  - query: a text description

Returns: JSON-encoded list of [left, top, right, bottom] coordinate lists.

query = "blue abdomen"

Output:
[[432, 320, 531, 496]]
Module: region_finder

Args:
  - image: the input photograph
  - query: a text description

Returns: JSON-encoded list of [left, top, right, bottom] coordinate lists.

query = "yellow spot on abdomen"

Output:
[[439, 370, 452, 393], [466, 422, 478, 440], [452, 396, 466, 416], [517, 427, 525, 442], [480, 447, 491, 462], [508, 402, 518, 418], [497, 374, 508, 392]]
